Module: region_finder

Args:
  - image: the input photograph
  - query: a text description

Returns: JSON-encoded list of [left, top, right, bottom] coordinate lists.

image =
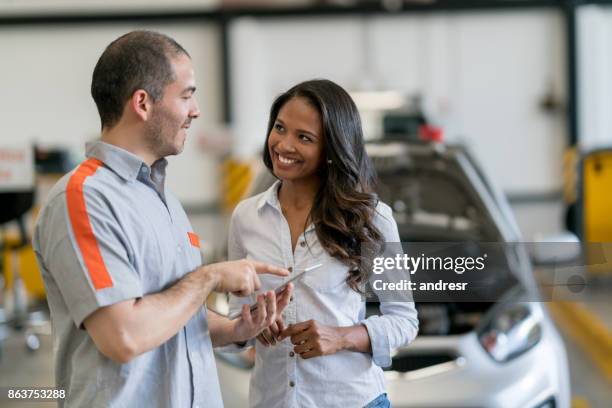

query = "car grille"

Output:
[[387, 352, 457, 372]]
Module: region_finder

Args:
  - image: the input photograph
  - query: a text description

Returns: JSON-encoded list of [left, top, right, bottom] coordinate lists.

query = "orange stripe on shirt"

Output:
[[66, 158, 113, 290]]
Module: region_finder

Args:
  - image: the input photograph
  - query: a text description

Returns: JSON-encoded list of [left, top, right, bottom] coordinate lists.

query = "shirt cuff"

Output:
[[361, 315, 392, 368]]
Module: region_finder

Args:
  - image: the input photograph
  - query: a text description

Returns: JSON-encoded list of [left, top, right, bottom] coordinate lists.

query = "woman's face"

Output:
[[268, 96, 324, 184]]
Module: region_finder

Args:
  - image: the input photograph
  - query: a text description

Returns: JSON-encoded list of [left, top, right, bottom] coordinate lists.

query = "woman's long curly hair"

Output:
[[263, 79, 383, 292]]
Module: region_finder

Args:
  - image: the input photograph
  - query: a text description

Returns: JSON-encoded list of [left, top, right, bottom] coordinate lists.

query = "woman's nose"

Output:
[[277, 138, 297, 153]]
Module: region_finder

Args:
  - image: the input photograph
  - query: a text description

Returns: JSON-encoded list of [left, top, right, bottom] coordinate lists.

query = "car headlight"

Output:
[[478, 303, 542, 362]]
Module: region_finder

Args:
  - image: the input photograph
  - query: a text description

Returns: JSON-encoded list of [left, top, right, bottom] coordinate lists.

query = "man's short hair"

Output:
[[91, 30, 190, 129]]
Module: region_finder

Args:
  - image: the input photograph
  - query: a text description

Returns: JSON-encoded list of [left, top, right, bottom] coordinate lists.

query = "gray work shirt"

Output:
[[33, 141, 223, 408]]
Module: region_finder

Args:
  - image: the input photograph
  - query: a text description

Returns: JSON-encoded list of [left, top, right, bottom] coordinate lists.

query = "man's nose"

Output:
[[190, 99, 201, 119]]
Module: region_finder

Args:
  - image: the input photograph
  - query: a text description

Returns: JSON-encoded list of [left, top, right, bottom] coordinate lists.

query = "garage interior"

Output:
[[0, 1, 611, 407]]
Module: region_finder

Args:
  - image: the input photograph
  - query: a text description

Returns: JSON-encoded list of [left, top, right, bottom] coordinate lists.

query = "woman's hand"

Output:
[[279, 319, 348, 359], [231, 283, 293, 343]]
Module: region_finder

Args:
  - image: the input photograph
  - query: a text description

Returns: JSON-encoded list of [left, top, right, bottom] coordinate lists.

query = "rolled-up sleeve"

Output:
[[360, 203, 419, 367]]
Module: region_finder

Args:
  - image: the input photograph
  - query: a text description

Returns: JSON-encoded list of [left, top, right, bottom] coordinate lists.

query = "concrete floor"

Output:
[[0, 201, 610, 407], [0, 331, 55, 408], [563, 335, 612, 408], [1, 322, 610, 408]]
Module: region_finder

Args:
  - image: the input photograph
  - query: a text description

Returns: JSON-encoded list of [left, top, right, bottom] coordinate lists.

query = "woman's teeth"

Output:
[[278, 154, 297, 164]]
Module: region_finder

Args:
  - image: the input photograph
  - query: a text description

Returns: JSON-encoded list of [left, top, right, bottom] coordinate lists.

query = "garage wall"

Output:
[[0, 9, 571, 205], [0, 23, 222, 206], [230, 10, 568, 196], [578, 5, 612, 151]]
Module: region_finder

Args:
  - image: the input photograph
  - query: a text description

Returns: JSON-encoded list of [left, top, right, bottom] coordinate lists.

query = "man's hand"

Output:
[[279, 319, 347, 359], [256, 316, 286, 347], [201, 259, 288, 297], [254, 283, 292, 347], [232, 283, 292, 343]]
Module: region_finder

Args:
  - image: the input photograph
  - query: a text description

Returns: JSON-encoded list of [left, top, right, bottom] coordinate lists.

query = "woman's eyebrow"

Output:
[[298, 129, 319, 139], [276, 118, 319, 138]]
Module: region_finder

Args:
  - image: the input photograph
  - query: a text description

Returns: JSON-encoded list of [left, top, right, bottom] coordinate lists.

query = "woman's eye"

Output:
[[299, 134, 312, 142], [274, 123, 284, 132]]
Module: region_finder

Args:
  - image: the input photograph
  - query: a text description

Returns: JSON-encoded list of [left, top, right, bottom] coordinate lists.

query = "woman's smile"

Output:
[[273, 150, 303, 168]]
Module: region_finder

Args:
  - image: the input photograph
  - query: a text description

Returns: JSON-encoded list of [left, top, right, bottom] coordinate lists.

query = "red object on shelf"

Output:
[[418, 125, 444, 143]]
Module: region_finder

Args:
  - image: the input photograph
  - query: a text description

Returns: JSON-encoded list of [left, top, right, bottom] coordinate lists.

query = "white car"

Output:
[[214, 141, 570, 408]]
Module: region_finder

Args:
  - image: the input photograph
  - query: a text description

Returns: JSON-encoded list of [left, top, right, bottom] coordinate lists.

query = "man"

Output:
[[33, 30, 291, 407]]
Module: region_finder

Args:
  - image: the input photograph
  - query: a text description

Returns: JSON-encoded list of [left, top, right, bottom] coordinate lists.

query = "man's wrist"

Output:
[[230, 319, 247, 344], [196, 265, 219, 295], [219, 317, 248, 346]]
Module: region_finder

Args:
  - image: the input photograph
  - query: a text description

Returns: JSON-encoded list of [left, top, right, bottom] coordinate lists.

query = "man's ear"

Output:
[[130, 89, 153, 122]]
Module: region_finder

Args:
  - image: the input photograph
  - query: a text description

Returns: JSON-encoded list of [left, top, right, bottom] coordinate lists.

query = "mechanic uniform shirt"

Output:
[[33, 141, 223, 408]]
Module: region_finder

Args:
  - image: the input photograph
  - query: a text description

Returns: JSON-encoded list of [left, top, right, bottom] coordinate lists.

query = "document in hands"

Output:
[[228, 263, 323, 320]]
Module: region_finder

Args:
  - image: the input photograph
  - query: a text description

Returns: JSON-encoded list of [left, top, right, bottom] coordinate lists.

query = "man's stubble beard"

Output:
[[144, 107, 183, 159]]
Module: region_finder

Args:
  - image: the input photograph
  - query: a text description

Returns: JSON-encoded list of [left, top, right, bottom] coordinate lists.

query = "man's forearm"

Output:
[[85, 266, 218, 362], [128, 268, 218, 351]]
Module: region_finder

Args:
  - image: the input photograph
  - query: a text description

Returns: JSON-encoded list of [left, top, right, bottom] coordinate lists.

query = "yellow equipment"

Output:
[[2, 233, 46, 300], [580, 149, 612, 276]]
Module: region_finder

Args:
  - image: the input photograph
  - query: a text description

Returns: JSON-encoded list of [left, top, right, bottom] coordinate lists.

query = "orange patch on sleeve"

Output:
[[188, 232, 200, 248]]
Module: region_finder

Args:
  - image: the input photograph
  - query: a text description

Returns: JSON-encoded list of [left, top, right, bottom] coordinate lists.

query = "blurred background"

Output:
[[0, 1, 611, 407]]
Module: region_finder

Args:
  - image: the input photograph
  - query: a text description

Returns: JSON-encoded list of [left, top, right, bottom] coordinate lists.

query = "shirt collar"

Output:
[[85, 140, 167, 182], [257, 179, 281, 212], [150, 157, 168, 180], [256, 179, 316, 233]]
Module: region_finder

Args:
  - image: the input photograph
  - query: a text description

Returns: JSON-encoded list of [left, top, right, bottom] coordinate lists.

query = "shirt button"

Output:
[[290, 296, 294, 302], [289, 381, 295, 387], [299, 241, 306, 247], [288, 266, 293, 273], [289, 351, 295, 357]]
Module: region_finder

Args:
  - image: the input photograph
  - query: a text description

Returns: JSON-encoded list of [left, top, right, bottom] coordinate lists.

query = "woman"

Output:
[[227, 79, 418, 408]]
